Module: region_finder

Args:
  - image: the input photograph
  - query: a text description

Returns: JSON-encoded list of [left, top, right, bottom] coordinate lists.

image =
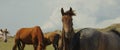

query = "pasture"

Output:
[[0, 37, 54, 50], [0, 23, 120, 50]]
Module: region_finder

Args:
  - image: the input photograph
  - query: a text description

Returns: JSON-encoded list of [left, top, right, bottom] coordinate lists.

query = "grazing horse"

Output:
[[12, 26, 45, 50], [59, 7, 76, 50], [44, 32, 60, 50], [0, 29, 9, 42], [70, 28, 120, 50]]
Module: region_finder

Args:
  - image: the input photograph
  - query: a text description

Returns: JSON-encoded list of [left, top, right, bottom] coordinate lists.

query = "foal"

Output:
[[44, 32, 60, 50]]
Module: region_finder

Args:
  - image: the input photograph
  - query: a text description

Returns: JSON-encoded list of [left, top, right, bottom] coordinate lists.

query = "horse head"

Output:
[[0, 28, 9, 42], [61, 7, 75, 39]]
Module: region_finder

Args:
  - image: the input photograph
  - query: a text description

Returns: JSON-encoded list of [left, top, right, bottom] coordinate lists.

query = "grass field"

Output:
[[0, 37, 54, 50], [0, 23, 120, 50]]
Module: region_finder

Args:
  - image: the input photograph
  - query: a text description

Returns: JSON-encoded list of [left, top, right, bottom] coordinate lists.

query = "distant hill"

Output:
[[8, 23, 120, 38], [98, 23, 120, 32]]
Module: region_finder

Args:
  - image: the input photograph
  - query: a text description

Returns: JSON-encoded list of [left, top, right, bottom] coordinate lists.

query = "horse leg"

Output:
[[53, 44, 57, 50], [32, 38, 37, 50], [12, 42, 17, 50], [58, 38, 62, 50], [37, 44, 41, 50], [37, 40, 45, 50], [21, 43, 25, 50], [53, 38, 59, 50], [12, 39, 19, 50], [17, 40, 21, 50], [33, 44, 37, 50], [53, 40, 58, 50]]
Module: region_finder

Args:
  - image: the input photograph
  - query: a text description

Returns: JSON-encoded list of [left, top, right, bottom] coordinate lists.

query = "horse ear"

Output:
[[4, 28, 9, 34], [70, 7, 73, 12], [0, 29, 3, 32], [61, 8, 64, 15], [0, 29, 2, 31]]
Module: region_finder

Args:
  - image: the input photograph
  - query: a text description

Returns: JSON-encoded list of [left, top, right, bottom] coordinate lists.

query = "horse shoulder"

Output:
[[33, 26, 44, 41]]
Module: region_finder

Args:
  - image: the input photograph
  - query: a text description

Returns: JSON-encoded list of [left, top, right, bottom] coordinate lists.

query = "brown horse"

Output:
[[58, 7, 76, 50], [12, 26, 45, 50], [44, 32, 60, 50]]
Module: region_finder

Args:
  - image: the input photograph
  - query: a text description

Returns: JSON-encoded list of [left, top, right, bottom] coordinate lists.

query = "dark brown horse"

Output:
[[12, 26, 45, 50], [44, 32, 60, 50], [70, 28, 101, 50], [58, 7, 76, 50], [59, 7, 120, 50], [70, 28, 120, 50]]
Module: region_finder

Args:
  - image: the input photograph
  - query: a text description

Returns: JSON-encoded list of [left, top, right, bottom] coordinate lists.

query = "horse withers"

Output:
[[12, 26, 45, 50], [0, 29, 9, 42]]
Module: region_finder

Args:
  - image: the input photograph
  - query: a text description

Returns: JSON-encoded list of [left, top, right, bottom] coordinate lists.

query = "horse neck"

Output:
[[61, 26, 75, 42], [71, 27, 75, 37], [70, 20, 75, 38], [62, 20, 75, 38]]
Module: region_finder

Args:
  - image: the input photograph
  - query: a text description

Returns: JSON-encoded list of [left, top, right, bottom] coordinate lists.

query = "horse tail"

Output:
[[16, 39, 21, 50], [53, 34, 61, 50], [15, 29, 22, 50]]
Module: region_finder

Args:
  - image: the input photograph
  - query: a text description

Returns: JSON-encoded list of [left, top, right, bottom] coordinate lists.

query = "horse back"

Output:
[[15, 26, 44, 44]]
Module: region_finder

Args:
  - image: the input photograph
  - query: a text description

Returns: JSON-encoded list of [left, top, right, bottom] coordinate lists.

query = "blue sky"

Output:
[[0, 0, 120, 36]]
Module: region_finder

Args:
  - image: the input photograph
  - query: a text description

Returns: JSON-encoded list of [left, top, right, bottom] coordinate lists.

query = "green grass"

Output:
[[0, 37, 54, 50]]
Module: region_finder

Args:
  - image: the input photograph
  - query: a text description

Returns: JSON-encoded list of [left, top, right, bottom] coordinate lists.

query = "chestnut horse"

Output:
[[58, 7, 76, 50], [44, 32, 60, 50], [12, 26, 45, 50]]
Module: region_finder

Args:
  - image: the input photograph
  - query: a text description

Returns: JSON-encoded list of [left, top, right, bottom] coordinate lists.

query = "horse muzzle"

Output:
[[4, 39, 7, 42]]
